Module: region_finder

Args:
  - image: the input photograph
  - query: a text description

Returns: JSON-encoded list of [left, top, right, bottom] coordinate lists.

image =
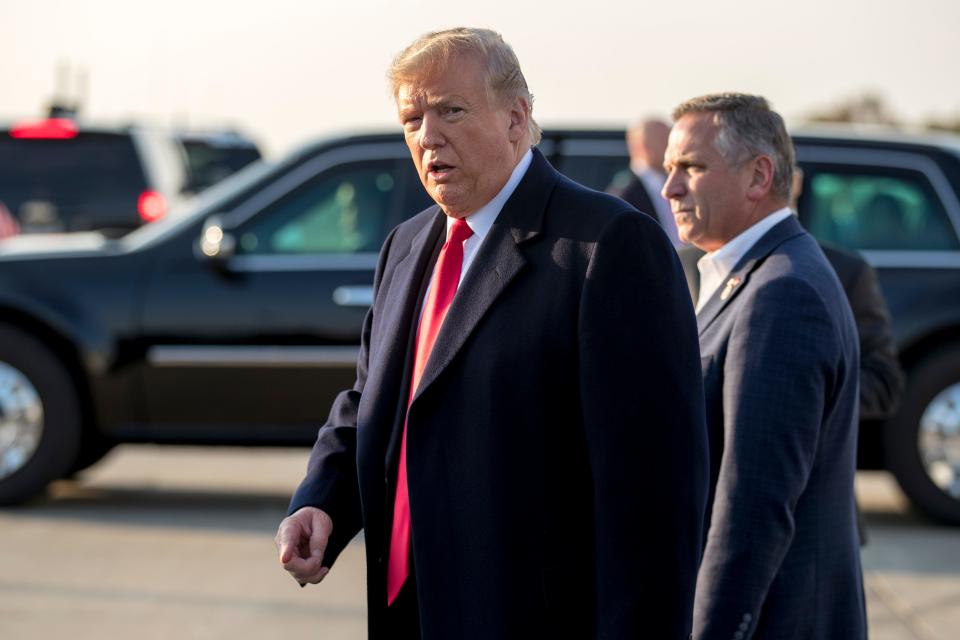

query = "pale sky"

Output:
[[2, 0, 958, 157]]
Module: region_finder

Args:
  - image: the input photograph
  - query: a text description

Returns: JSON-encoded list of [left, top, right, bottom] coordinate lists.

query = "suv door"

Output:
[[795, 143, 960, 523], [137, 142, 431, 439]]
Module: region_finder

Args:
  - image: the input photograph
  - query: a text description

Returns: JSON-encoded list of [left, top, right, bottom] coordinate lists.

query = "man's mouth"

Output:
[[427, 162, 455, 180]]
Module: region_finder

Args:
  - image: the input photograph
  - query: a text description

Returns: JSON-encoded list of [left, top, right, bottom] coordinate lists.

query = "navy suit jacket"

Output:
[[290, 149, 710, 639], [693, 216, 867, 639]]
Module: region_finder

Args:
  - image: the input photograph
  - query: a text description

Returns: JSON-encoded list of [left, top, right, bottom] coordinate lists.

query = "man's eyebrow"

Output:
[[424, 95, 468, 109], [667, 153, 695, 166]]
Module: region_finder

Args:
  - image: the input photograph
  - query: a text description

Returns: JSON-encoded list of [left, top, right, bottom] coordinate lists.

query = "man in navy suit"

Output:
[[662, 93, 867, 639], [275, 28, 709, 639]]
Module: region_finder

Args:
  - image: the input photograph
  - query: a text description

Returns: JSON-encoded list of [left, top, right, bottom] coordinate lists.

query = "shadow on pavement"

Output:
[[1, 482, 291, 535]]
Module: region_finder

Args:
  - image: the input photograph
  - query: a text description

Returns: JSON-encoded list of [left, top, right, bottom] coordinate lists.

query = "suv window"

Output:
[[236, 160, 405, 255], [801, 167, 959, 251]]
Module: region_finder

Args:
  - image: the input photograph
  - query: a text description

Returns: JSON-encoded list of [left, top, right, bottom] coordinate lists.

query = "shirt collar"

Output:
[[447, 148, 534, 241], [697, 206, 793, 277]]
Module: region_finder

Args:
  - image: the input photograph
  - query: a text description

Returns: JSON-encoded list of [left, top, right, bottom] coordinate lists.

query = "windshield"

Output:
[[182, 140, 261, 191]]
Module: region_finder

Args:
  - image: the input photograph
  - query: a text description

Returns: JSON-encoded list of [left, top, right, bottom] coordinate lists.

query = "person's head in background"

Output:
[[627, 118, 671, 176]]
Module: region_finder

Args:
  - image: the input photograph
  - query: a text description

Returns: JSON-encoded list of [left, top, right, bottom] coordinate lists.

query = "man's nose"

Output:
[[418, 113, 445, 150], [662, 171, 684, 200]]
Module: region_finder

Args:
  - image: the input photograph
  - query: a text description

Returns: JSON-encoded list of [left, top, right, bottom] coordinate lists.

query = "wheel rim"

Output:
[[0, 362, 44, 481], [918, 381, 960, 499]]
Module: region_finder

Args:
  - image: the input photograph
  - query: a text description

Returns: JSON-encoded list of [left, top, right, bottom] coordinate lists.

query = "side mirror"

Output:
[[197, 215, 237, 267]]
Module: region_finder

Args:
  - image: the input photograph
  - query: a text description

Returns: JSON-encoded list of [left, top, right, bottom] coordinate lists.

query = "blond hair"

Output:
[[389, 27, 541, 145]]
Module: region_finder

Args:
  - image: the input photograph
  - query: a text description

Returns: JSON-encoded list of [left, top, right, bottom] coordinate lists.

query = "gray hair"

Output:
[[388, 27, 541, 145], [672, 93, 794, 202]]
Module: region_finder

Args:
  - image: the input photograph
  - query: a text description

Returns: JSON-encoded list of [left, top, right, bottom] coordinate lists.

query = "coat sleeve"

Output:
[[693, 277, 842, 639], [578, 211, 710, 639], [846, 259, 904, 420], [286, 226, 399, 569]]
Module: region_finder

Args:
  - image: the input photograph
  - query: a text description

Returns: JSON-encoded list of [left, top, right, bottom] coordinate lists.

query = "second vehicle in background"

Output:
[[176, 129, 262, 194], [0, 118, 190, 236]]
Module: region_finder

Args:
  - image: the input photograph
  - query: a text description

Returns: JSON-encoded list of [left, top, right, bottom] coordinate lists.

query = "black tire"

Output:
[[68, 435, 115, 476], [0, 324, 82, 505], [884, 343, 960, 525]]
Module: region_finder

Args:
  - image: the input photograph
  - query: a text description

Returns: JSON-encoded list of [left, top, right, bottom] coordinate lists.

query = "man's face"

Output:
[[396, 55, 522, 218], [662, 113, 752, 252]]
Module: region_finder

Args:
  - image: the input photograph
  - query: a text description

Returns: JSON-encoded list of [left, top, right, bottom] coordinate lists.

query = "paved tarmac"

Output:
[[0, 445, 958, 639]]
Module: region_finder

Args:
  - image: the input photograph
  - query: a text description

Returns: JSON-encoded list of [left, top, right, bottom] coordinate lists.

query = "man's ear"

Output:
[[745, 155, 775, 201], [507, 97, 529, 142]]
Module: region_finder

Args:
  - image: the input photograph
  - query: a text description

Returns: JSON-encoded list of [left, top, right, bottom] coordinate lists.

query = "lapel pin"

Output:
[[720, 276, 741, 301]]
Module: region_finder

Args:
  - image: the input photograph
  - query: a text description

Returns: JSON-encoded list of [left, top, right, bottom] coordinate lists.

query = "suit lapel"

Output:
[[410, 148, 557, 405], [697, 216, 806, 336], [379, 209, 445, 468]]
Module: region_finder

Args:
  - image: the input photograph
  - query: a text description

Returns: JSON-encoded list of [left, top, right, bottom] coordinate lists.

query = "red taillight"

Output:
[[9, 118, 79, 139], [137, 190, 167, 222]]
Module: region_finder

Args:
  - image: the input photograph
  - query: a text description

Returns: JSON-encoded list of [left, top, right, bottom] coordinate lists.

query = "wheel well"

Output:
[[0, 307, 98, 438], [899, 326, 960, 372]]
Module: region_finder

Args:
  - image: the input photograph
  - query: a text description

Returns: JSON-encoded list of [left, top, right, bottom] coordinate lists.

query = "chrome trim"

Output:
[[223, 143, 410, 230], [228, 253, 379, 272], [0, 362, 44, 481], [918, 381, 960, 499], [333, 286, 374, 307], [558, 139, 628, 156], [147, 346, 360, 368], [795, 146, 960, 240], [860, 250, 960, 269]]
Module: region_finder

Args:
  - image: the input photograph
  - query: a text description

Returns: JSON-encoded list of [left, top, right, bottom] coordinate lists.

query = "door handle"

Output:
[[333, 285, 374, 307]]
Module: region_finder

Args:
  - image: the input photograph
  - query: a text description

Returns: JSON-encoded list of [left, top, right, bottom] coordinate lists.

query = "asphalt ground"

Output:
[[0, 445, 958, 639]]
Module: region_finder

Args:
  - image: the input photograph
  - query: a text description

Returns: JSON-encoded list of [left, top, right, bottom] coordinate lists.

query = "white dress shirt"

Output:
[[421, 148, 534, 312], [696, 207, 793, 312]]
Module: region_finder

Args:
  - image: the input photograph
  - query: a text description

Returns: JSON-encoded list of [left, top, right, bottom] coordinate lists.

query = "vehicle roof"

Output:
[[175, 130, 260, 148], [791, 124, 960, 156], [0, 119, 171, 137]]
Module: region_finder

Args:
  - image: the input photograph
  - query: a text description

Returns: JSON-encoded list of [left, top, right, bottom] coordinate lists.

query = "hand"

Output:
[[275, 507, 334, 586]]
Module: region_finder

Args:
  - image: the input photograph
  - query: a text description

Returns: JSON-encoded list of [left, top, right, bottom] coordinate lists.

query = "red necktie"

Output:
[[387, 217, 474, 605]]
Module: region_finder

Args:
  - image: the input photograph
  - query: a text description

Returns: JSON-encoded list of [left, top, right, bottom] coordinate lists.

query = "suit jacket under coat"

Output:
[[818, 243, 904, 420], [693, 216, 867, 640], [290, 149, 710, 639], [608, 172, 661, 226]]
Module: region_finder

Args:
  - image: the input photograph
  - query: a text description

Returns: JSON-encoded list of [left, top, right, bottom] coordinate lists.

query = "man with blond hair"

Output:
[[663, 93, 866, 639], [276, 27, 708, 639]]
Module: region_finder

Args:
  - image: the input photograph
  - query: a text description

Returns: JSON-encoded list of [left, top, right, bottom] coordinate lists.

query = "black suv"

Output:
[[0, 118, 190, 235], [1, 129, 959, 525]]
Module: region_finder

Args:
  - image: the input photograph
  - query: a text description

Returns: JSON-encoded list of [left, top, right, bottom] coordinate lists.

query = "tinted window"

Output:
[[182, 140, 261, 191], [236, 160, 403, 255], [555, 155, 630, 192], [801, 166, 959, 251], [0, 133, 147, 230]]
